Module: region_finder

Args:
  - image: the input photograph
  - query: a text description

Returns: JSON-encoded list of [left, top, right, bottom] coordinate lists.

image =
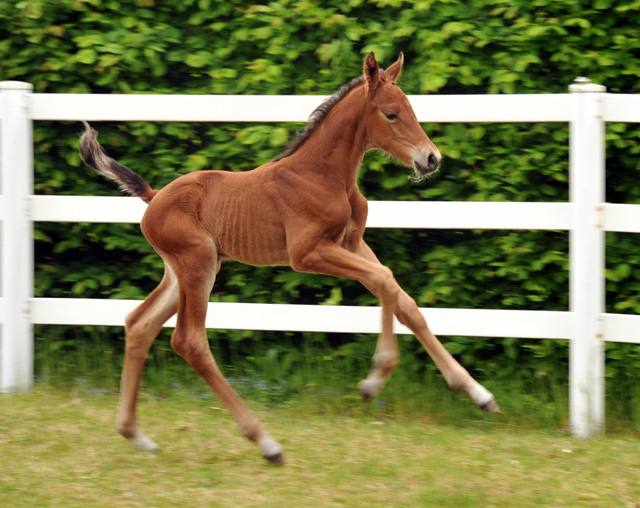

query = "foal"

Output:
[[80, 52, 499, 464]]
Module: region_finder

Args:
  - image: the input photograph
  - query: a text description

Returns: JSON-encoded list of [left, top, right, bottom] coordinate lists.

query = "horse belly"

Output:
[[221, 226, 289, 266], [210, 198, 289, 267]]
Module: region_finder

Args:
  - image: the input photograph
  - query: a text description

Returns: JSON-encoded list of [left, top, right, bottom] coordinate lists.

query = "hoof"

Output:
[[478, 398, 501, 413], [119, 426, 160, 452], [131, 433, 160, 452], [264, 451, 285, 465], [258, 434, 283, 465], [357, 379, 380, 403]]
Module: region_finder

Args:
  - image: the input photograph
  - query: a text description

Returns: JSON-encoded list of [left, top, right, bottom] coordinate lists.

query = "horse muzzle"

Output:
[[413, 151, 441, 176]]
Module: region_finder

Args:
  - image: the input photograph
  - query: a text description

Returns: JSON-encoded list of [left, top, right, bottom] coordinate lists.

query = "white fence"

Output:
[[1, 79, 640, 439]]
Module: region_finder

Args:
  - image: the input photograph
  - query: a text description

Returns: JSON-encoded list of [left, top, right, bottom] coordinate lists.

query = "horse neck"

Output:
[[287, 88, 369, 190]]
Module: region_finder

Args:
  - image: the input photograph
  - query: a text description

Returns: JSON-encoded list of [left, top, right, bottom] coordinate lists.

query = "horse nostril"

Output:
[[428, 153, 439, 171]]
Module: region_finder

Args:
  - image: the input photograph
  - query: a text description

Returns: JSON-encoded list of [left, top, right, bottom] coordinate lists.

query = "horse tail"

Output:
[[79, 121, 157, 204]]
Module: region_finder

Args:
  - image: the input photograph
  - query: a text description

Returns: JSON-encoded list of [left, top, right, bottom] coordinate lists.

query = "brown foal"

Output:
[[79, 52, 499, 465]]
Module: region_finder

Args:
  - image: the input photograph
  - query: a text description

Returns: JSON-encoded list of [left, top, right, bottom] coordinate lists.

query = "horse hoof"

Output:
[[478, 398, 501, 413], [357, 379, 379, 402], [259, 434, 283, 465], [132, 434, 160, 452], [264, 451, 284, 465], [119, 426, 160, 453]]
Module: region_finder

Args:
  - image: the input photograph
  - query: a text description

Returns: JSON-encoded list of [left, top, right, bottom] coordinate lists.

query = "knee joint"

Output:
[[124, 313, 142, 339], [170, 331, 212, 372], [370, 266, 400, 302]]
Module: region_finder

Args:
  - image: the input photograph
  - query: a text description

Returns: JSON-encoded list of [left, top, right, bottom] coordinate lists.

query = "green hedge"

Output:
[[2, 0, 640, 420]]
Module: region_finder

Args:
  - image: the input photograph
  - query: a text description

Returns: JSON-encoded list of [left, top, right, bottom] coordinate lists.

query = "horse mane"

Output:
[[273, 76, 365, 162]]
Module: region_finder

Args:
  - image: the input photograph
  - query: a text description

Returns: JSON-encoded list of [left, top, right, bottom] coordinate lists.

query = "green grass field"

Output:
[[1, 388, 639, 507]]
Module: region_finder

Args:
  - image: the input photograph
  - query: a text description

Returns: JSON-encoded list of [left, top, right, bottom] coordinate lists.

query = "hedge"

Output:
[[2, 0, 640, 415]]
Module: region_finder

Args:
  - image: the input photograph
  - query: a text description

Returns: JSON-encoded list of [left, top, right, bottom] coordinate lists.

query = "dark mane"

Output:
[[273, 76, 365, 162]]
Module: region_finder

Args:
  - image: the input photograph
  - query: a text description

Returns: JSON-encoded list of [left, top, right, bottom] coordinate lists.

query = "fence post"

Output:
[[0, 81, 34, 392], [568, 77, 606, 437]]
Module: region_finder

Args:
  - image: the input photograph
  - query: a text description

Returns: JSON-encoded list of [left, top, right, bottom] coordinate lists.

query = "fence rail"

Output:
[[1, 197, 640, 232], [1, 79, 639, 439]]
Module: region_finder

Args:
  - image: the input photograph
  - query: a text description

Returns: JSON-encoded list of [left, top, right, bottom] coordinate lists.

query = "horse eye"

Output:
[[384, 112, 398, 121]]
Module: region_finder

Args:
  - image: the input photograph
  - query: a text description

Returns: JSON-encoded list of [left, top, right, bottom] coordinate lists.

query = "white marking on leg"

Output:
[[468, 381, 500, 412], [131, 431, 160, 452], [258, 432, 283, 464]]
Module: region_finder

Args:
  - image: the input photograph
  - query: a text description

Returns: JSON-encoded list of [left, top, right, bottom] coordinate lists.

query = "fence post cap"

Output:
[[0, 81, 33, 91], [569, 77, 606, 93]]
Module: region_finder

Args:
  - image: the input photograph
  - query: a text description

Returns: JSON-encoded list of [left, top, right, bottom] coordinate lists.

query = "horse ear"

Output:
[[363, 52, 381, 96], [385, 52, 404, 83]]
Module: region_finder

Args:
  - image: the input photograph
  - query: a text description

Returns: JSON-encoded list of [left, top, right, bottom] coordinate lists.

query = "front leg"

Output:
[[355, 238, 499, 412], [351, 240, 400, 401], [290, 235, 499, 413], [356, 302, 399, 402], [394, 289, 500, 412], [290, 235, 401, 401]]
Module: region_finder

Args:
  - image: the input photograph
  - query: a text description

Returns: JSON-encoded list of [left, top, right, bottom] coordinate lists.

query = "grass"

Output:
[[1, 387, 640, 507]]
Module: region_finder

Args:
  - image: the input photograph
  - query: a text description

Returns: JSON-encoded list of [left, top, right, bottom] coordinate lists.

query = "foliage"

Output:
[[2, 0, 640, 416]]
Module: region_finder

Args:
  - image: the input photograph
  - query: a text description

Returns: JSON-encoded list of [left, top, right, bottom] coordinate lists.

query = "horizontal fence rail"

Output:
[[0, 298, 637, 343], [1, 79, 639, 439], [28, 299, 575, 340], [0, 91, 631, 123], [0, 198, 639, 233], [28, 93, 574, 123], [0, 197, 576, 229]]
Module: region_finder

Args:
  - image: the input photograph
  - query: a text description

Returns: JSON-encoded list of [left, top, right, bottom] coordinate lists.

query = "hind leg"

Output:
[[117, 265, 178, 451], [168, 240, 283, 464]]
